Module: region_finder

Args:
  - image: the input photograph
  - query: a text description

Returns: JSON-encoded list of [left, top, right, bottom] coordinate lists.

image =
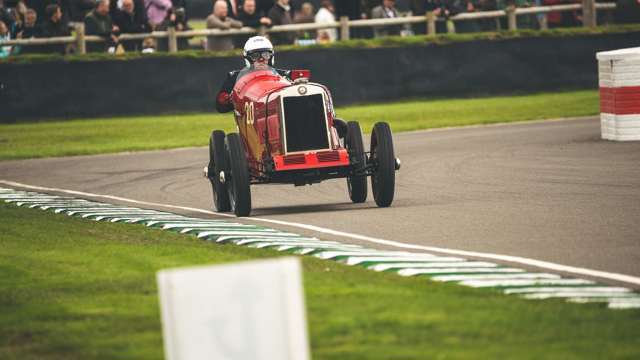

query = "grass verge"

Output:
[[0, 90, 598, 160], [0, 202, 639, 359]]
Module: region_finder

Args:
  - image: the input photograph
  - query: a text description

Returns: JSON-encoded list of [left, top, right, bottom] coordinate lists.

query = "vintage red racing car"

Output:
[[205, 67, 401, 216]]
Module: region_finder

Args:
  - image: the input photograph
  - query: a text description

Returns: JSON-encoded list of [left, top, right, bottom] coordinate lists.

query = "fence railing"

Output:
[[1, 1, 617, 55]]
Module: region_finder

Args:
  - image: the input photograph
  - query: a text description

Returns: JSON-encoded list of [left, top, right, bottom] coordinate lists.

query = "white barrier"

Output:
[[157, 257, 310, 360], [597, 47, 640, 141]]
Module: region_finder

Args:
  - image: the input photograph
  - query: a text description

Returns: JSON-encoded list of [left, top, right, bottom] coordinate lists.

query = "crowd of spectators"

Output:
[[0, 0, 638, 57]]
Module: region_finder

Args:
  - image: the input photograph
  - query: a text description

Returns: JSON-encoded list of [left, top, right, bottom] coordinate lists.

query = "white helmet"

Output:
[[243, 36, 275, 67]]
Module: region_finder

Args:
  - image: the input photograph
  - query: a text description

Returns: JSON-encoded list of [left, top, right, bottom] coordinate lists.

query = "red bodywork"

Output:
[[230, 67, 350, 183]]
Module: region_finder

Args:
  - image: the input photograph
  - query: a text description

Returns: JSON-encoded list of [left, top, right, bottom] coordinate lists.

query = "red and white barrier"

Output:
[[597, 47, 640, 141]]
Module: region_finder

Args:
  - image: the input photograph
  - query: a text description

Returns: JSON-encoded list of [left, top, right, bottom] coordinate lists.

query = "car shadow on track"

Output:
[[251, 202, 379, 216]]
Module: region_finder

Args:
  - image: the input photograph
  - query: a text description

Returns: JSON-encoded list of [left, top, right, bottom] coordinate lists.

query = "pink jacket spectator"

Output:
[[145, 0, 172, 26]]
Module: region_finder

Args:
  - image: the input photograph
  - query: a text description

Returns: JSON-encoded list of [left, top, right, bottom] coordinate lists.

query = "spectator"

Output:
[[41, 0, 72, 24], [69, 0, 94, 22], [145, 0, 171, 28], [41, 4, 68, 35], [16, 7, 40, 37], [412, 0, 453, 33], [157, 6, 191, 51], [236, 0, 271, 46], [314, 0, 335, 42], [291, 0, 318, 12], [111, 0, 150, 51], [293, 1, 313, 22], [84, 0, 119, 52], [225, 0, 240, 18], [0, 19, 11, 57], [371, 0, 401, 37], [239, 0, 271, 28], [267, 0, 293, 44], [170, 0, 186, 14], [257, 0, 274, 14], [206, 0, 241, 51], [0, 0, 15, 29], [37, 4, 68, 53], [336, 0, 371, 38], [449, 0, 480, 32], [9, 0, 27, 36], [293, 2, 314, 42]]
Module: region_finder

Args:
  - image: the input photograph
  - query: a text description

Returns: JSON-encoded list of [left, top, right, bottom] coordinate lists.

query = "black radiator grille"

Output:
[[283, 94, 329, 153]]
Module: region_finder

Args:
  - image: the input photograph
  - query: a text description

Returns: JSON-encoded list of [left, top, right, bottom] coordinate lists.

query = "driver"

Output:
[[215, 36, 292, 113]]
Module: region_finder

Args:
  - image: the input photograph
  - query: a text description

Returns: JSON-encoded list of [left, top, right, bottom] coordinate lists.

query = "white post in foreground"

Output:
[[157, 257, 310, 360], [596, 47, 640, 141]]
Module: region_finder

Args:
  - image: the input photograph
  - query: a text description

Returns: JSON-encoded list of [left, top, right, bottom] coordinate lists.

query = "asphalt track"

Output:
[[2, 116, 640, 285]]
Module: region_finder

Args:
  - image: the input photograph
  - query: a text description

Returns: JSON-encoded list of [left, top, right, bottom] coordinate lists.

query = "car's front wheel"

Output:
[[225, 133, 252, 217], [346, 121, 367, 203], [371, 122, 396, 207], [208, 130, 230, 212]]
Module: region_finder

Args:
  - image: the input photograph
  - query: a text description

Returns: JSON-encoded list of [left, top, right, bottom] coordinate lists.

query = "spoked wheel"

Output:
[[370, 122, 396, 207], [208, 130, 230, 212], [345, 121, 367, 203], [225, 133, 252, 217]]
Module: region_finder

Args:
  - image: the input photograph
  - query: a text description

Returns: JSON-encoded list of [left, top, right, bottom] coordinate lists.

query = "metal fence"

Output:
[[1, 1, 617, 55]]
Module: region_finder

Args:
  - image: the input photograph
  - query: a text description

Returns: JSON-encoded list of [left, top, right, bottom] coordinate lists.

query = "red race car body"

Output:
[[230, 67, 349, 184], [206, 65, 399, 216]]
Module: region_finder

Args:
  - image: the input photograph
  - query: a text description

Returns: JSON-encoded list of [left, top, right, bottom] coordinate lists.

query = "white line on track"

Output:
[[3, 179, 640, 287]]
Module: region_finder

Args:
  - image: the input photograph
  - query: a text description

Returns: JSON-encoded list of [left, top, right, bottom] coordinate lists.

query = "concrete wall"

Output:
[[1, 31, 638, 122]]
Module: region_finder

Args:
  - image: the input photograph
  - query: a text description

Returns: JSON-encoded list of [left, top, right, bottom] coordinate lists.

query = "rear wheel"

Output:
[[345, 121, 367, 203], [371, 122, 395, 207], [208, 130, 230, 212], [225, 133, 252, 217]]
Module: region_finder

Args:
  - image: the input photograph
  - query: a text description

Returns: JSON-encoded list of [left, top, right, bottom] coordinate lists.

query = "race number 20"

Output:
[[245, 102, 255, 125]]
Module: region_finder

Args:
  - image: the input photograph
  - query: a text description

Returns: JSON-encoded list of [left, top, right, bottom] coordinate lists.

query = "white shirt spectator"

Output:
[[315, 6, 336, 42]]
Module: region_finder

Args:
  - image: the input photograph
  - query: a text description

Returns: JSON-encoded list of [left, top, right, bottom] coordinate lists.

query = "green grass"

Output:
[[0, 202, 639, 359], [0, 90, 598, 160]]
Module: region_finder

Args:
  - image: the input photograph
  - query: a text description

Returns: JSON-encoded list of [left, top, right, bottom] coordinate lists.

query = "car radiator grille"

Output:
[[283, 154, 306, 165], [317, 151, 340, 162], [282, 94, 329, 153]]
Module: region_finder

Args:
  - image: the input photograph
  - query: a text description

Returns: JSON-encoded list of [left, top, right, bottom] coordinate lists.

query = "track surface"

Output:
[[2, 117, 640, 281]]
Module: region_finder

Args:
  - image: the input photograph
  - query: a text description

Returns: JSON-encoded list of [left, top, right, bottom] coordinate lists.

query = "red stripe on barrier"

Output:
[[600, 86, 640, 115]]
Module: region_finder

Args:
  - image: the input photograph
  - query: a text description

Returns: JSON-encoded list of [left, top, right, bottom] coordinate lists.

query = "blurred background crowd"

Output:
[[1, 0, 639, 56]]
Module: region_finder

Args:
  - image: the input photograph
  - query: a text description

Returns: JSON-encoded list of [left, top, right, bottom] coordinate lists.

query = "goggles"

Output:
[[246, 50, 273, 62]]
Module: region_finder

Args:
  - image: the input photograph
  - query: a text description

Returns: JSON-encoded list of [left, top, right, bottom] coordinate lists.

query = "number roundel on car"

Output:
[[244, 102, 254, 125]]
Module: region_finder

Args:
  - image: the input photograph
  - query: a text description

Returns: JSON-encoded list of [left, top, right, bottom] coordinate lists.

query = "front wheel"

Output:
[[370, 122, 396, 207], [225, 133, 252, 217], [208, 130, 230, 212], [345, 121, 367, 203]]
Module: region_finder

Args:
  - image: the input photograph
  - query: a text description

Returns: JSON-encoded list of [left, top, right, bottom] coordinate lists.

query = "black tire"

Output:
[[208, 130, 231, 212], [225, 133, 252, 217], [345, 121, 367, 203], [371, 122, 396, 207]]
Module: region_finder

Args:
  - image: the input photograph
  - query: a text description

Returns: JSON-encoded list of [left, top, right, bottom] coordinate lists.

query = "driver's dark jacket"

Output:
[[216, 66, 292, 113]]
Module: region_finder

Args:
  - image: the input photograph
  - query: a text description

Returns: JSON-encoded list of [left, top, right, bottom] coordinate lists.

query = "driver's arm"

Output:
[[216, 71, 239, 113]]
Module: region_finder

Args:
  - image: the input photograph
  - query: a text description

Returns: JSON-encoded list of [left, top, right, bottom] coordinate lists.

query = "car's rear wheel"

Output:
[[225, 133, 252, 217], [346, 121, 367, 203], [208, 130, 231, 212], [371, 122, 395, 207]]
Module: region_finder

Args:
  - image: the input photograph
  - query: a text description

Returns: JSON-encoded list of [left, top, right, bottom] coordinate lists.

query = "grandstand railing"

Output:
[[1, 1, 617, 55]]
